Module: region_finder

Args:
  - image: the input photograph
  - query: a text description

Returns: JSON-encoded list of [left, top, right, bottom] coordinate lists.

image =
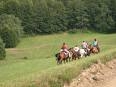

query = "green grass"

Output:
[[0, 32, 116, 87]]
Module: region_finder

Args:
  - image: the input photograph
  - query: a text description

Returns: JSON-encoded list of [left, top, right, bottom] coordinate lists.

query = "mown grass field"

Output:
[[0, 32, 116, 87]]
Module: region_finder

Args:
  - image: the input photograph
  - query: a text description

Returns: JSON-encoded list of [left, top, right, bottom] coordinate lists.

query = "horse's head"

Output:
[[55, 53, 60, 60], [55, 53, 63, 64], [55, 53, 58, 58], [88, 44, 93, 51], [68, 47, 74, 52], [88, 44, 92, 49]]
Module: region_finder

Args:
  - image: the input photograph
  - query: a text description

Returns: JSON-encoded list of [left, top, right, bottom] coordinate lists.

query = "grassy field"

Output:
[[0, 32, 116, 87]]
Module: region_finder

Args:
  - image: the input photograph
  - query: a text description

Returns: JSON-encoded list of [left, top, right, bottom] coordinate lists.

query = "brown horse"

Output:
[[88, 44, 99, 54], [55, 51, 69, 64], [92, 47, 99, 54]]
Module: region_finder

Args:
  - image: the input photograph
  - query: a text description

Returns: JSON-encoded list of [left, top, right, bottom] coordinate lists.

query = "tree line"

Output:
[[0, 0, 116, 34], [0, 0, 116, 59]]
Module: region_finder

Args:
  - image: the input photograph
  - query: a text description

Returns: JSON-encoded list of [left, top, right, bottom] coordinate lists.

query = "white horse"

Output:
[[79, 49, 87, 58], [73, 47, 87, 58]]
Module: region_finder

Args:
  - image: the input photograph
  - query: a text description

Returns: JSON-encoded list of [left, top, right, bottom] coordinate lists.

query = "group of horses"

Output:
[[55, 44, 99, 64]]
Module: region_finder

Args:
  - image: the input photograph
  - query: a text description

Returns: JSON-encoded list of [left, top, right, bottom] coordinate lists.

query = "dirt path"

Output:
[[64, 59, 116, 87], [101, 77, 116, 87]]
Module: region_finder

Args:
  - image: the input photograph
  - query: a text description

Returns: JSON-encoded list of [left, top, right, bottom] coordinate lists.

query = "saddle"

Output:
[[61, 51, 69, 57]]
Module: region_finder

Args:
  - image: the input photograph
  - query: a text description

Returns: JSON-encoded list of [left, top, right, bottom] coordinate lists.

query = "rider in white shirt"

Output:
[[81, 41, 87, 49], [73, 45, 80, 52]]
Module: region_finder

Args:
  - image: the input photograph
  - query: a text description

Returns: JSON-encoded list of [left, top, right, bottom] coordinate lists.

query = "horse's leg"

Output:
[[56, 57, 59, 65], [74, 55, 76, 60], [69, 57, 70, 62], [61, 60, 62, 64], [81, 54, 83, 58], [66, 58, 68, 62], [57, 60, 59, 64], [72, 54, 75, 61], [93, 50, 96, 54], [78, 56, 80, 59], [88, 51, 91, 56], [71, 56, 73, 61], [75, 54, 78, 60], [59, 58, 62, 64], [68, 55, 70, 62], [63, 59, 65, 64], [65, 56, 68, 62], [84, 54, 87, 57], [74, 57, 76, 60], [70, 57, 72, 61], [75, 56, 77, 60]]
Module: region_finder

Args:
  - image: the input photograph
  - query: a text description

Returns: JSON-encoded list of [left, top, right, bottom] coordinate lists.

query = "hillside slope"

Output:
[[0, 33, 116, 87]]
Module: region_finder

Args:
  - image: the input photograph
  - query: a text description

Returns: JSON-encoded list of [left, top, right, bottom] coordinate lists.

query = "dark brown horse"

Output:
[[55, 48, 79, 64], [68, 48, 80, 60]]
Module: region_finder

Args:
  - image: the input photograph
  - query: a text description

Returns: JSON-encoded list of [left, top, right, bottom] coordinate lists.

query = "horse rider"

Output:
[[92, 38, 100, 52], [60, 42, 71, 57], [73, 45, 80, 52], [81, 41, 88, 49]]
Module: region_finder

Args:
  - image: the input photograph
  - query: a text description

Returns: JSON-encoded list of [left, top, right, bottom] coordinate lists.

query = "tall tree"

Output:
[[66, 0, 89, 29], [85, 0, 114, 33]]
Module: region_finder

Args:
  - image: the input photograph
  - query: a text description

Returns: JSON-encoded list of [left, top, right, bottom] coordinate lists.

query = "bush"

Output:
[[0, 14, 23, 48], [0, 37, 6, 60]]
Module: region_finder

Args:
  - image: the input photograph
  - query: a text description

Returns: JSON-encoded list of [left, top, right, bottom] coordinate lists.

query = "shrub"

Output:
[[0, 14, 23, 48]]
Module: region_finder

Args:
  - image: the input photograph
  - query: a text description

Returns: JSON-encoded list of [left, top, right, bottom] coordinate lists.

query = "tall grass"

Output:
[[29, 49, 116, 87]]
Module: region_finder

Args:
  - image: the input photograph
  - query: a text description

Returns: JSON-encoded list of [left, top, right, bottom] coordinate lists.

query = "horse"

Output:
[[55, 51, 69, 64], [68, 48, 80, 61], [73, 47, 87, 58], [78, 49, 88, 58], [84, 48, 91, 56], [92, 47, 99, 54], [88, 44, 99, 54]]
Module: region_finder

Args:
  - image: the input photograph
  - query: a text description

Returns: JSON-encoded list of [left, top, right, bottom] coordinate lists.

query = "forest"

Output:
[[0, 0, 116, 51], [0, 0, 115, 34]]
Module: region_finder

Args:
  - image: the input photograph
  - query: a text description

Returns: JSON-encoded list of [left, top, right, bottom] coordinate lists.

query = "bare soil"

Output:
[[64, 59, 116, 87]]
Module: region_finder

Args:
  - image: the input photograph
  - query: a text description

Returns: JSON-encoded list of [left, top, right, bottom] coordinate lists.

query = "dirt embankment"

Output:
[[64, 59, 116, 87]]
